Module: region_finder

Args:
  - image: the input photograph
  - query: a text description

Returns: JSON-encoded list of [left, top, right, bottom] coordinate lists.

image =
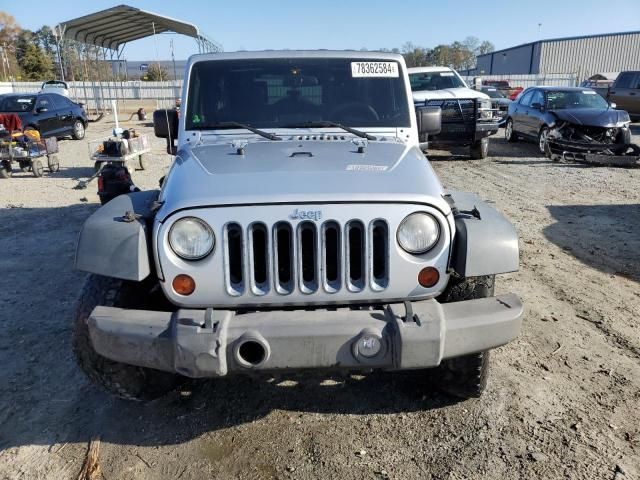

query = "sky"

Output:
[[3, 0, 640, 60]]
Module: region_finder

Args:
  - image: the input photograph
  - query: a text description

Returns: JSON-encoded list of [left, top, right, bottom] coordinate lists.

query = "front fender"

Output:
[[448, 191, 519, 277], [75, 191, 159, 281]]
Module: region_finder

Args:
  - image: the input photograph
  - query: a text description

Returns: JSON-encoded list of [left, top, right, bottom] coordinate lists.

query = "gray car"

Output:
[[505, 86, 632, 154], [72, 51, 523, 402]]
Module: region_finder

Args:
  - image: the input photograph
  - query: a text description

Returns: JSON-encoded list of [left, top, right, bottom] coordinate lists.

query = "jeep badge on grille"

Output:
[[289, 209, 322, 221]]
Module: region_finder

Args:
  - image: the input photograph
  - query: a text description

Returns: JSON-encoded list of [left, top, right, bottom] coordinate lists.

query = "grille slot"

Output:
[[274, 222, 294, 294], [346, 221, 366, 292], [322, 222, 341, 293], [370, 220, 389, 291], [298, 222, 318, 293], [222, 218, 388, 297], [249, 223, 269, 295], [224, 223, 244, 296]]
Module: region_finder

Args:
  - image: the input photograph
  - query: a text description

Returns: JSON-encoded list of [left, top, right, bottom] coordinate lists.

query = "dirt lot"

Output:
[[0, 119, 638, 480]]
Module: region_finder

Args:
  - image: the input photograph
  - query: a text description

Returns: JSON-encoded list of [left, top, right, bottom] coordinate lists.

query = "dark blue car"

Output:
[[0, 92, 87, 139], [504, 86, 632, 154]]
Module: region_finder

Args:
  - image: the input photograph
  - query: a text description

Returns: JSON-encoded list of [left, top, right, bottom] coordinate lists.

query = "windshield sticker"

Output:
[[582, 90, 597, 94], [351, 62, 399, 78], [439, 72, 455, 76], [17, 99, 32, 103], [346, 164, 388, 172]]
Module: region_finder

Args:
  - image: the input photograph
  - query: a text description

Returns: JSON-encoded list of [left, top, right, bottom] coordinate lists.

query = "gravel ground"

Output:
[[0, 119, 638, 480]]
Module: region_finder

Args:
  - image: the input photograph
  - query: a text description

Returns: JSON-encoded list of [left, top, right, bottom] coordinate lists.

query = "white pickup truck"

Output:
[[408, 66, 499, 159]]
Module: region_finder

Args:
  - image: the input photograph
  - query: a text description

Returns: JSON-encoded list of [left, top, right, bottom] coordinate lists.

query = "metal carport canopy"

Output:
[[57, 4, 222, 52]]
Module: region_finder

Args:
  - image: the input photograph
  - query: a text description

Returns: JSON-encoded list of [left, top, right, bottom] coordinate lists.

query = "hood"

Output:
[[157, 139, 449, 220], [412, 87, 489, 102], [550, 108, 630, 127]]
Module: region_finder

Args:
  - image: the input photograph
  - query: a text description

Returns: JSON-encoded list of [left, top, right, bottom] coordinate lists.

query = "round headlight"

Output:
[[397, 213, 440, 254], [169, 217, 215, 260]]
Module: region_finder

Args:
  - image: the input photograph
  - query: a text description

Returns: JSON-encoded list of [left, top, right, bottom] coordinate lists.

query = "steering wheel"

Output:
[[329, 102, 379, 122]]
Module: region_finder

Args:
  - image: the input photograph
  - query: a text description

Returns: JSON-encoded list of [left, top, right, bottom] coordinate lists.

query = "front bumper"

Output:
[[88, 294, 523, 378], [429, 121, 500, 146], [547, 138, 640, 167]]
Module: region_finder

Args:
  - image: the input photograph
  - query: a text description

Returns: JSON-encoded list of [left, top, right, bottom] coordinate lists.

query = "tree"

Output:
[[19, 42, 54, 80], [0, 12, 21, 80], [144, 63, 169, 81], [402, 42, 431, 68], [478, 40, 495, 55], [16, 29, 54, 80]]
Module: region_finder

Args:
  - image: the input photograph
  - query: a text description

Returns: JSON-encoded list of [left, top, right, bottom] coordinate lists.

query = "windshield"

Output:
[[546, 90, 609, 110], [0, 95, 36, 112], [483, 88, 506, 99], [186, 58, 411, 130], [408, 71, 466, 91]]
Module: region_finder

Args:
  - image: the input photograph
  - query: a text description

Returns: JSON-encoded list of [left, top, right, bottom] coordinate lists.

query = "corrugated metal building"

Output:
[[469, 30, 640, 79]]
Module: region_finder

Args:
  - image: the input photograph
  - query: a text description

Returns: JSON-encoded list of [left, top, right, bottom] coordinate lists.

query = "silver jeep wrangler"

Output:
[[73, 51, 523, 401]]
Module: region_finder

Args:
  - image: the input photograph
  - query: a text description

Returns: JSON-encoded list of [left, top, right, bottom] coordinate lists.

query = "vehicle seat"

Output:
[[219, 80, 271, 124]]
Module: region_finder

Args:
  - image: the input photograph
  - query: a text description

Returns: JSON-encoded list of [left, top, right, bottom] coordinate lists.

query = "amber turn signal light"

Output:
[[418, 267, 439, 288], [173, 274, 196, 295]]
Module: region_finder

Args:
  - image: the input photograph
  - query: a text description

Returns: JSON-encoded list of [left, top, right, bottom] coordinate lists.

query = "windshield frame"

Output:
[[184, 56, 412, 133], [408, 69, 467, 92]]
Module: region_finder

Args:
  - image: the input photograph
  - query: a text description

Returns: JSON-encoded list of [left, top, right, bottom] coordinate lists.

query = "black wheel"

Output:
[[19, 161, 31, 172], [505, 118, 517, 142], [72, 119, 86, 140], [47, 154, 59, 172], [94, 161, 102, 172], [617, 127, 632, 145], [138, 153, 150, 170], [431, 275, 495, 399], [0, 160, 12, 179], [72, 274, 183, 401], [470, 138, 489, 159], [538, 126, 549, 154], [32, 158, 44, 177]]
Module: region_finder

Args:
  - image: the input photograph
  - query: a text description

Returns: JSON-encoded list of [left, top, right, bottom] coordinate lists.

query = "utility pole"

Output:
[[53, 25, 65, 82], [170, 39, 177, 80], [0, 45, 7, 81]]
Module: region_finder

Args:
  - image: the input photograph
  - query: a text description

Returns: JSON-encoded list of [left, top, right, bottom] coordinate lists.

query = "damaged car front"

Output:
[[543, 88, 639, 165]]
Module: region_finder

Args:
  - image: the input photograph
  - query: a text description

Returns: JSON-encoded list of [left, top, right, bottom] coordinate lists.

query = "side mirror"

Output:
[[531, 102, 543, 111], [153, 109, 179, 155], [415, 106, 441, 141], [609, 102, 617, 109], [35, 107, 48, 114]]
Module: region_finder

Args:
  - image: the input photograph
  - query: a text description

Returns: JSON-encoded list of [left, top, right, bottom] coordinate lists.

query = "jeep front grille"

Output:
[[223, 220, 389, 296]]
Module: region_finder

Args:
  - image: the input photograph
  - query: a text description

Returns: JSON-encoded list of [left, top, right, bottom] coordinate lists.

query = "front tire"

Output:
[[505, 118, 517, 142], [32, 158, 44, 177], [538, 126, 549, 154], [47, 154, 59, 172], [72, 275, 183, 401], [431, 275, 495, 399], [470, 138, 489, 159], [617, 127, 632, 145], [0, 160, 12, 178], [72, 119, 86, 140]]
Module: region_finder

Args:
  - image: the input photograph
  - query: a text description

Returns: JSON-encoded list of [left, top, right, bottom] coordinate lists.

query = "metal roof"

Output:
[[57, 4, 222, 52], [482, 30, 640, 58]]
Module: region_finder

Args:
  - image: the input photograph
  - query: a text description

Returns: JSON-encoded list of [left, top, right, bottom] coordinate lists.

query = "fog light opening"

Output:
[[238, 341, 266, 366], [418, 267, 440, 288], [173, 274, 196, 295]]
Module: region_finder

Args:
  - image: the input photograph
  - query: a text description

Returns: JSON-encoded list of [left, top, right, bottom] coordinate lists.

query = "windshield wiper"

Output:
[[198, 121, 281, 141], [285, 121, 377, 141]]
